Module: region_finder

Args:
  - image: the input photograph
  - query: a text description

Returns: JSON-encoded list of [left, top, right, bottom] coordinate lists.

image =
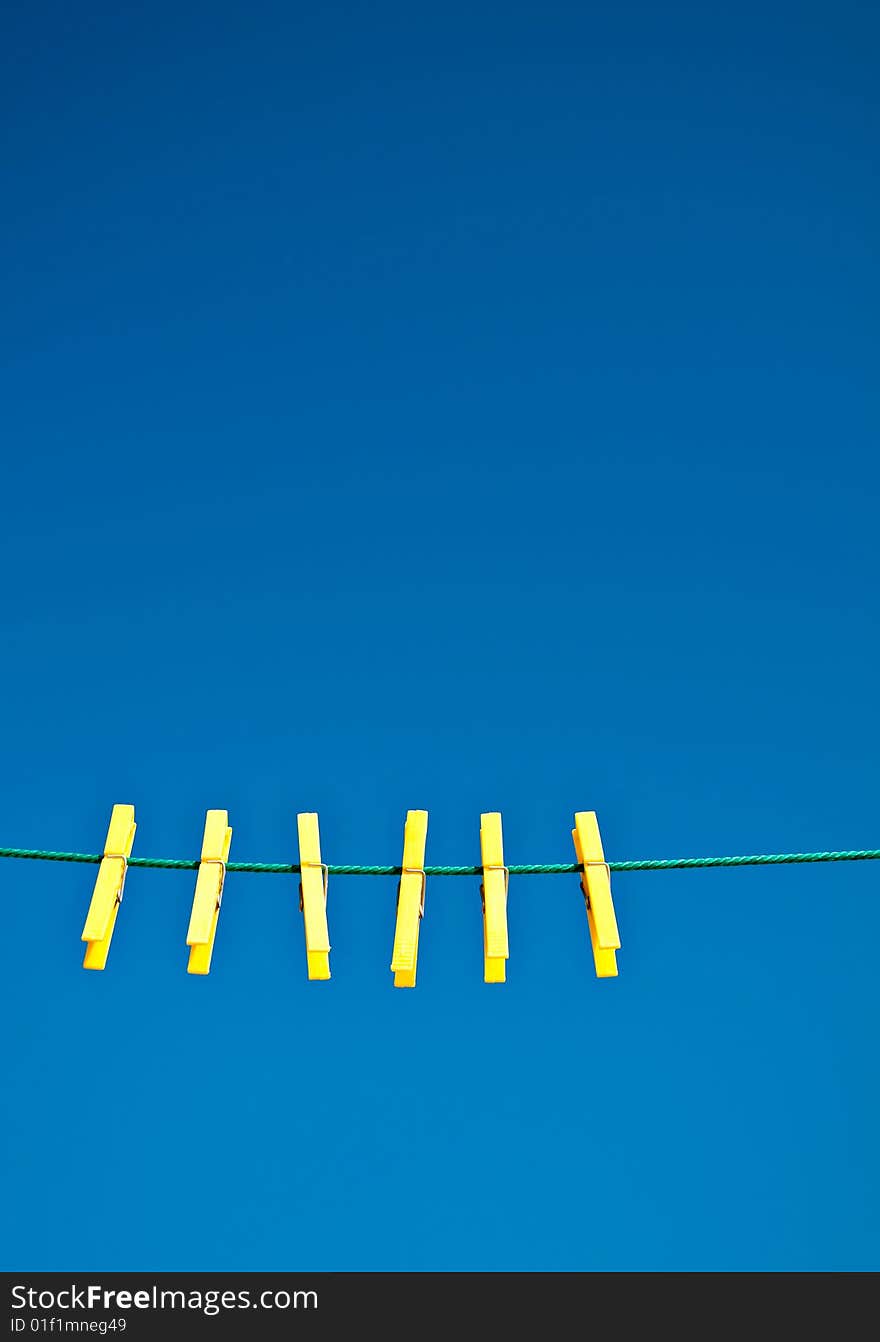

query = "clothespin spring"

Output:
[[299, 861, 329, 912], [200, 857, 226, 910], [480, 863, 509, 910], [103, 852, 129, 896], [397, 866, 426, 918], [581, 858, 611, 909]]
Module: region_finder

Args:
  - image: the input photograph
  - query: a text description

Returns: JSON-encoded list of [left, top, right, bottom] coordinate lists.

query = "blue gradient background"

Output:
[[1, 1, 877, 1270]]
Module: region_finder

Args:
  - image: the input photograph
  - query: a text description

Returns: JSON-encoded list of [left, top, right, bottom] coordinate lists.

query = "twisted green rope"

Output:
[[0, 846, 878, 875]]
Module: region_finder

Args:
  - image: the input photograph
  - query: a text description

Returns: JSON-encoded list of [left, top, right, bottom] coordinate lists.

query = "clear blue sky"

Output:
[[1, 1, 877, 1271]]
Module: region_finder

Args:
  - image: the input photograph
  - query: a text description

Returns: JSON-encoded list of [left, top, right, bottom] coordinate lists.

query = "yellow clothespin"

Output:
[[186, 810, 232, 975], [297, 812, 331, 980], [390, 810, 428, 988], [572, 811, 620, 977], [479, 812, 509, 983], [81, 804, 136, 970]]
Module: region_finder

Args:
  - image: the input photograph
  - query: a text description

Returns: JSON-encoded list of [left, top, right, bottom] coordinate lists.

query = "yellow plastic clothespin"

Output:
[[572, 811, 620, 978], [479, 812, 509, 983], [390, 810, 428, 988], [81, 804, 136, 970], [186, 809, 232, 975], [297, 812, 331, 980]]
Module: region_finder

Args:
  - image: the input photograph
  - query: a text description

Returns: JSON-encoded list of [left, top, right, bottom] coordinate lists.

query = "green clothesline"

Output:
[[1, 845, 878, 876]]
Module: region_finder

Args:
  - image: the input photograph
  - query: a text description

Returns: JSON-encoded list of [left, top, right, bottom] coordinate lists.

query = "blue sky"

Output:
[[1, 1, 878, 1270]]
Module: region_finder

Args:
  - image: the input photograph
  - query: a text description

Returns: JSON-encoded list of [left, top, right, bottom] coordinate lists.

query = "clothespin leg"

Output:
[[81, 805, 136, 971], [187, 811, 232, 976], [391, 810, 428, 988], [297, 813, 331, 981], [573, 811, 620, 979], [480, 812, 509, 984], [82, 889, 122, 970], [392, 873, 422, 987], [484, 939, 506, 984], [588, 909, 618, 977], [187, 901, 220, 975]]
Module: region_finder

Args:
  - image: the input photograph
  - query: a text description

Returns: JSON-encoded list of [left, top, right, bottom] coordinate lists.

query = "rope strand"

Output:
[[1, 846, 878, 876]]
